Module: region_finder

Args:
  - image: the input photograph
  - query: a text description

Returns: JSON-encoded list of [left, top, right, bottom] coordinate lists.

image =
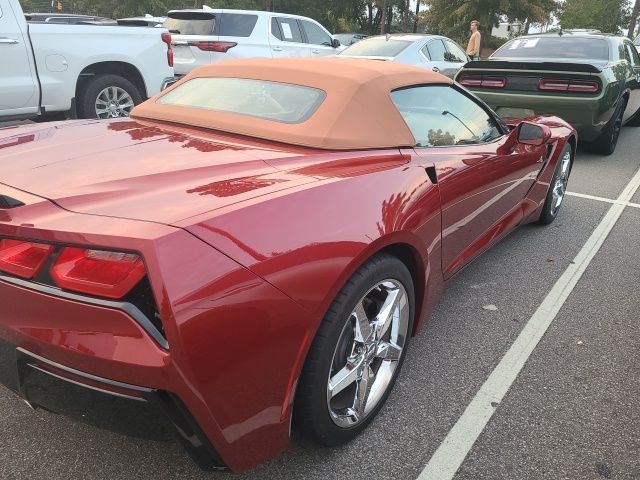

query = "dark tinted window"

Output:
[[340, 38, 412, 57], [271, 17, 281, 40], [391, 85, 502, 147], [165, 12, 215, 35], [47, 17, 70, 23], [426, 39, 447, 61], [274, 17, 304, 43], [494, 37, 609, 60], [219, 13, 257, 37], [300, 19, 332, 46]]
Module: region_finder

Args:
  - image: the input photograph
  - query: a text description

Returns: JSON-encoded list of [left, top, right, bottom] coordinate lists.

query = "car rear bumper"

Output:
[[0, 280, 226, 470], [469, 89, 612, 142]]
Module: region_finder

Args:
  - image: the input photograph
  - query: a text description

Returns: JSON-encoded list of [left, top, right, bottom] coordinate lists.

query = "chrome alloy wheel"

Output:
[[327, 279, 410, 428], [95, 86, 135, 118], [550, 150, 572, 216]]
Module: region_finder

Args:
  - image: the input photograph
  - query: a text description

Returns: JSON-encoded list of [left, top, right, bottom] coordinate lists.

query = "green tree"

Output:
[[558, 0, 631, 34], [423, 0, 558, 44]]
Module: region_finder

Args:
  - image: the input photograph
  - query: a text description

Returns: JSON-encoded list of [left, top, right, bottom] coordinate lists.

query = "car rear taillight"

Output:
[[162, 32, 174, 67], [0, 239, 53, 279], [538, 79, 600, 93], [51, 247, 146, 299], [459, 75, 506, 88], [195, 41, 237, 53]]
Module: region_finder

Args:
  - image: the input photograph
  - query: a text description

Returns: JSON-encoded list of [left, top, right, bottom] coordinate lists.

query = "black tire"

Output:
[[293, 253, 415, 446], [627, 106, 640, 127], [76, 74, 143, 119], [590, 98, 626, 155], [538, 144, 573, 225]]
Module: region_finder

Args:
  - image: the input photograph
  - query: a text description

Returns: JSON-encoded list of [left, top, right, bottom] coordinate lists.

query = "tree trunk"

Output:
[[403, 0, 410, 32], [523, 18, 530, 35], [413, 0, 420, 33], [380, 0, 388, 34], [628, 0, 640, 39]]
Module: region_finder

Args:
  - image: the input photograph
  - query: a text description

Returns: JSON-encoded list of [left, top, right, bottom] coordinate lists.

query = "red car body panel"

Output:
[[0, 113, 575, 470]]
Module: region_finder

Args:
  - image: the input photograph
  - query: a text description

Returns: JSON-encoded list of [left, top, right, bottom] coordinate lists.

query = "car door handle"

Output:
[[272, 46, 283, 52], [0, 37, 19, 44], [312, 49, 321, 54], [432, 66, 440, 72]]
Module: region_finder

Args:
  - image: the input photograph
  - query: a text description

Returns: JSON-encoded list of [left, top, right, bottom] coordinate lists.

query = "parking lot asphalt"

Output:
[[0, 124, 639, 480]]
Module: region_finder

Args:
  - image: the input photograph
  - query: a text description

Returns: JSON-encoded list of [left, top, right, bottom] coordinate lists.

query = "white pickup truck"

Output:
[[0, 0, 174, 120]]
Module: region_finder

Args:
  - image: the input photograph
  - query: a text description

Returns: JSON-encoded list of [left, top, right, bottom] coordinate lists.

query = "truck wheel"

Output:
[[591, 98, 625, 155], [77, 74, 143, 119]]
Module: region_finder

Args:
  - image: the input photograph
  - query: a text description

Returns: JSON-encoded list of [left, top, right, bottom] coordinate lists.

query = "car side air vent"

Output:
[[0, 195, 25, 209]]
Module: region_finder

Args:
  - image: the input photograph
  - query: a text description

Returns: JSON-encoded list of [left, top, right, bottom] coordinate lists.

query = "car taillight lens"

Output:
[[538, 79, 599, 93], [481, 77, 506, 88], [459, 75, 506, 88], [0, 239, 53, 279], [51, 247, 146, 299], [196, 41, 237, 52], [161, 32, 174, 67], [459, 75, 482, 87]]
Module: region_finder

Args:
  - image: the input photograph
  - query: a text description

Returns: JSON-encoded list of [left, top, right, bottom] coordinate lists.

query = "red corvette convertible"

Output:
[[0, 58, 575, 471]]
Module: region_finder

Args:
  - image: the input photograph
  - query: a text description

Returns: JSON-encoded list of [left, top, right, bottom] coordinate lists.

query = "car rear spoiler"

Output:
[[462, 60, 604, 74]]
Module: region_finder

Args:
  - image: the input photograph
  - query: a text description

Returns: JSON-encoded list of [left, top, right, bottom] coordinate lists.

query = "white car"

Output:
[[165, 8, 343, 76], [339, 34, 470, 79], [0, 0, 174, 120]]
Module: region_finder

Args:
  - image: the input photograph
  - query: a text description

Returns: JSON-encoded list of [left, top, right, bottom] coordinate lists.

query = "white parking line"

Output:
[[566, 191, 640, 209], [417, 167, 640, 480]]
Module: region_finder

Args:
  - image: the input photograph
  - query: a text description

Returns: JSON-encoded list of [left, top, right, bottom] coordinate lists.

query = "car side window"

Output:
[[444, 39, 467, 62], [426, 40, 447, 62], [271, 17, 282, 40], [625, 43, 640, 66], [274, 17, 304, 43], [420, 44, 431, 60], [219, 13, 258, 37], [300, 20, 332, 46], [391, 85, 503, 147]]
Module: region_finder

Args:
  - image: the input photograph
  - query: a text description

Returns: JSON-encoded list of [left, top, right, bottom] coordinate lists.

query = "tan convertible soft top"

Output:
[[131, 57, 452, 150]]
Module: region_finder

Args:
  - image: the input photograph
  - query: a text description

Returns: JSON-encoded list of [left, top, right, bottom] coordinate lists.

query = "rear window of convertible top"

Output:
[[156, 78, 326, 124]]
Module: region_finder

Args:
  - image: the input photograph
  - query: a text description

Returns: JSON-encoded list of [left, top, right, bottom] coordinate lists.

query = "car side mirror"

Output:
[[331, 38, 341, 48], [517, 121, 551, 146]]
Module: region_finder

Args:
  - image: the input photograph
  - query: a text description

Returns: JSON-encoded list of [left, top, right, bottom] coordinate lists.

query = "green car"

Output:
[[455, 31, 640, 155]]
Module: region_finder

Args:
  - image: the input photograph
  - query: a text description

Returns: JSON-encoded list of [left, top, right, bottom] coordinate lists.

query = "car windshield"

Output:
[[493, 37, 609, 60], [340, 38, 412, 57], [157, 78, 326, 124]]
